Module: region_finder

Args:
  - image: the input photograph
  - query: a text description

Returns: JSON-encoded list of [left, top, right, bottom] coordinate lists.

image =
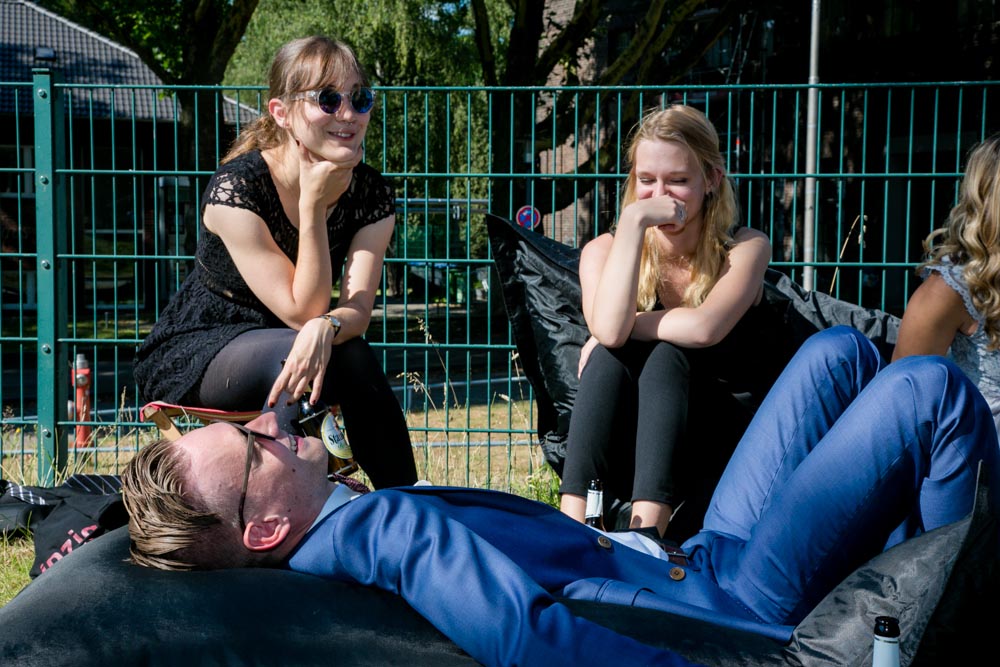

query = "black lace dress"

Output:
[[134, 150, 394, 405]]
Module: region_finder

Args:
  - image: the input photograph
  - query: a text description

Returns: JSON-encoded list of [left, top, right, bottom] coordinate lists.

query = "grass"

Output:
[[0, 534, 33, 606], [0, 397, 559, 608]]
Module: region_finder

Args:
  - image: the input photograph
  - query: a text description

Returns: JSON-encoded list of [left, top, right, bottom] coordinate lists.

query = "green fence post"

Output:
[[33, 67, 69, 485]]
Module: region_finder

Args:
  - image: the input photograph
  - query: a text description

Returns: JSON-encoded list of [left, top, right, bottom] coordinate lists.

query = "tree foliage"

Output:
[[225, 0, 745, 243], [468, 0, 747, 226], [225, 0, 499, 87], [38, 0, 259, 85], [37, 0, 262, 174]]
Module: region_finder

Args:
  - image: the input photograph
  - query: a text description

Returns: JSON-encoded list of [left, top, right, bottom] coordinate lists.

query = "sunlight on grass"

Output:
[[0, 533, 33, 606]]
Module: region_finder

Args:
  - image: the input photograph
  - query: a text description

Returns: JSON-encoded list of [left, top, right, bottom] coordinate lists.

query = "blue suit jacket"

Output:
[[286, 486, 793, 667]]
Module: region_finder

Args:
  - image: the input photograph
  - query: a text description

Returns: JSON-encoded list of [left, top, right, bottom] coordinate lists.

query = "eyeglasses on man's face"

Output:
[[289, 87, 376, 115], [215, 421, 291, 532]]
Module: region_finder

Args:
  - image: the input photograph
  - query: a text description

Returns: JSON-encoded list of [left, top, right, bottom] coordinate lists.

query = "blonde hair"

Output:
[[618, 105, 738, 310], [222, 36, 369, 163], [920, 134, 1000, 350], [121, 438, 257, 571]]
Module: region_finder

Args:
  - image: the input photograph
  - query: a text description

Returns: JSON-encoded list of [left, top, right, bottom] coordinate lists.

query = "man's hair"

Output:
[[121, 438, 254, 571]]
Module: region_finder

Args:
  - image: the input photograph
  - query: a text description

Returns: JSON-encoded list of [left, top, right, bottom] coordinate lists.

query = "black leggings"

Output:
[[560, 339, 752, 538], [196, 328, 417, 489]]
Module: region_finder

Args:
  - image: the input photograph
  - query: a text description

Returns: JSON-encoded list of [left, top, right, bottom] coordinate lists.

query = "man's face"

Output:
[[177, 411, 334, 540]]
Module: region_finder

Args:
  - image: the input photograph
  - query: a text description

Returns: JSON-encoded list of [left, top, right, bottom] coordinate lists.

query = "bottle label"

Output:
[[321, 413, 353, 460], [585, 489, 602, 519], [872, 637, 900, 667]]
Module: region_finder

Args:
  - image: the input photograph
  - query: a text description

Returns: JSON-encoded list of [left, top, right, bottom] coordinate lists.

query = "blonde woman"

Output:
[[559, 105, 778, 540], [893, 134, 1000, 435], [134, 36, 416, 488]]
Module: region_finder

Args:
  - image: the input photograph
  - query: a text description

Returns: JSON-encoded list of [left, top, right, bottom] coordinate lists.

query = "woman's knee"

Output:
[[328, 337, 384, 377], [798, 326, 883, 377], [640, 342, 689, 384], [199, 328, 295, 405], [579, 343, 630, 383], [645, 340, 687, 364], [885, 354, 983, 410]]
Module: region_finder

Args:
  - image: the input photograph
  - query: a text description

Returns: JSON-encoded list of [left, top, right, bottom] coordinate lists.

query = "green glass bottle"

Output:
[[295, 397, 358, 476], [585, 479, 606, 530]]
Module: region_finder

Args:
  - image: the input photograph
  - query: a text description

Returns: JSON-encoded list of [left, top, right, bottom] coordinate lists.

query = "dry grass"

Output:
[[0, 534, 34, 606]]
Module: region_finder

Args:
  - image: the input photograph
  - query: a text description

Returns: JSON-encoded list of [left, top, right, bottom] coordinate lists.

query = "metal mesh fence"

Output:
[[1, 76, 997, 486]]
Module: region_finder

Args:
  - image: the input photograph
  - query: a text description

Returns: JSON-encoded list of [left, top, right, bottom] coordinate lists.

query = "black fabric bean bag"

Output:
[[0, 469, 995, 666]]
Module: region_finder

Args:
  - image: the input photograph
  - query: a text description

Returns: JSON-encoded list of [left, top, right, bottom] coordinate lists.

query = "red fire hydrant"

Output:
[[74, 353, 92, 448]]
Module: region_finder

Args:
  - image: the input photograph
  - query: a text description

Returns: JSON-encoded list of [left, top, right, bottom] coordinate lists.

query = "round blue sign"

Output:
[[516, 205, 541, 229]]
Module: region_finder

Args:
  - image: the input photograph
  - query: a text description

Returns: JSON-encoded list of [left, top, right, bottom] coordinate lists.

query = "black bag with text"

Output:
[[0, 475, 126, 578]]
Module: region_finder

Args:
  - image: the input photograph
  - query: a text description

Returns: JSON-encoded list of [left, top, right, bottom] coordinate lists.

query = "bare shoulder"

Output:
[[913, 272, 966, 308], [908, 272, 974, 327], [726, 227, 771, 264], [732, 226, 769, 243], [580, 232, 614, 261], [583, 232, 614, 251], [578, 233, 615, 284], [894, 273, 973, 359], [202, 203, 269, 241], [730, 227, 771, 255]]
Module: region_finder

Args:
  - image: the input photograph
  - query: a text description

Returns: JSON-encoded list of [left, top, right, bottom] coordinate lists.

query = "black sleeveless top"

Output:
[[133, 150, 395, 404]]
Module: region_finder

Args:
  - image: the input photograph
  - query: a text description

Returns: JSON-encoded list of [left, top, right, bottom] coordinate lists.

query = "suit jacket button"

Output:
[[597, 536, 613, 549], [669, 567, 685, 581]]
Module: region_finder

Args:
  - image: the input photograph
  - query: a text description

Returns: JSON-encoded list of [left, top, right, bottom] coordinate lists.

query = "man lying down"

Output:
[[121, 327, 1000, 667]]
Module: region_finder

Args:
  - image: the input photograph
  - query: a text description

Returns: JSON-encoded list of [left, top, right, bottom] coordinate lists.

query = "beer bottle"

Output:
[[585, 479, 606, 530], [872, 616, 900, 667], [294, 397, 358, 476]]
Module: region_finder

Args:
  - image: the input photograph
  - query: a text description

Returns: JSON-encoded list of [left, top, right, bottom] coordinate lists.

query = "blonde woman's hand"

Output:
[[578, 335, 601, 378], [623, 195, 687, 231], [267, 318, 334, 407]]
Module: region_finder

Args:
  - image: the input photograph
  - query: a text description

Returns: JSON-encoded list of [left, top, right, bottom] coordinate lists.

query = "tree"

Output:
[[226, 1, 745, 243], [469, 0, 749, 236], [38, 0, 260, 170], [226, 0, 503, 88]]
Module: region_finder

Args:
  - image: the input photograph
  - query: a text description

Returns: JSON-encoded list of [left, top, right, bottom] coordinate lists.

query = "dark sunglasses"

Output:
[[290, 87, 376, 115]]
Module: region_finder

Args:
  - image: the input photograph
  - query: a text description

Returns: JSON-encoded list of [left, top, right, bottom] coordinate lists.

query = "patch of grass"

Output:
[[0, 533, 34, 606]]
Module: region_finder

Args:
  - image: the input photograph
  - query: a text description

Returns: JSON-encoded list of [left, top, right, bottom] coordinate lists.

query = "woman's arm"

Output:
[[203, 203, 333, 327], [630, 227, 770, 348], [332, 215, 395, 340], [580, 197, 687, 347], [891, 273, 973, 361], [204, 145, 359, 328], [266, 215, 396, 406], [578, 232, 637, 347]]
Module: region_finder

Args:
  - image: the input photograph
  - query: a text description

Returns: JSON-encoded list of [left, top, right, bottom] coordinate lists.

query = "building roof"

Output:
[[0, 0, 256, 122]]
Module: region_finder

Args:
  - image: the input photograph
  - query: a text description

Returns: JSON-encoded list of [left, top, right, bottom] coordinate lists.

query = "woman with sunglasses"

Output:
[[134, 36, 417, 489]]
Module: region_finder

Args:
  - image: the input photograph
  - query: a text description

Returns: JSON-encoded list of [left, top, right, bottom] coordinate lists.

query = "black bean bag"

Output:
[[0, 468, 995, 666]]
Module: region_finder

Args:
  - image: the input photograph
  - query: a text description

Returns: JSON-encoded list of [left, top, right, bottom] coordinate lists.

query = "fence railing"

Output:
[[1, 73, 998, 487]]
